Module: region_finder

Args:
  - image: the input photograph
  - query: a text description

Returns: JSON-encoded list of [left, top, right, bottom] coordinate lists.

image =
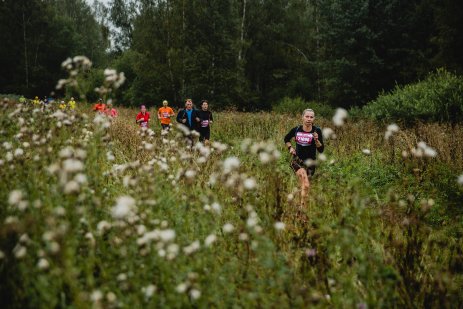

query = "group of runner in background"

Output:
[[134, 98, 213, 145], [20, 94, 322, 207]]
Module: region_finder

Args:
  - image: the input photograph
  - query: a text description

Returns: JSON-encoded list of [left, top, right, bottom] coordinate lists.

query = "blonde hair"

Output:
[[302, 108, 315, 116]]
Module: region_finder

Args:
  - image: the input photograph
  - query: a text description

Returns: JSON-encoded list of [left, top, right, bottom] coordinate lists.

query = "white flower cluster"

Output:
[[410, 141, 437, 158], [332, 108, 348, 127], [241, 139, 281, 164], [385, 123, 400, 140], [57, 56, 92, 90], [176, 273, 201, 300]]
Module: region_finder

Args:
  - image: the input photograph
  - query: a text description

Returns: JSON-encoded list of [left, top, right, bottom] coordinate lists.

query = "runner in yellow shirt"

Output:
[[59, 100, 67, 110], [68, 97, 76, 110], [32, 96, 40, 105]]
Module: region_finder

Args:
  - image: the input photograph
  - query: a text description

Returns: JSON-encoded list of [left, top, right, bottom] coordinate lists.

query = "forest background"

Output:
[[1, 0, 462, 111]]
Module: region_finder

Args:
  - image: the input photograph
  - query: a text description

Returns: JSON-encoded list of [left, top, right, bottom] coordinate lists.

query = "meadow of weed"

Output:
[[0, 97, 462, 308]]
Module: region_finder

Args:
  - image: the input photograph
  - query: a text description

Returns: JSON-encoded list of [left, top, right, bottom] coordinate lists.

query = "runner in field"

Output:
[[68, 97, 76, 110], [104, 102, 118, 118], [136, 105, 150, 128], [93, 98, 106, 112], [158, 100, 175, 131], [176, 99, 200, 132], [198, 100, 213, 145], [59, 100, 67, 110], [32, 96, 40, 105], [284, 108, 324, 209]]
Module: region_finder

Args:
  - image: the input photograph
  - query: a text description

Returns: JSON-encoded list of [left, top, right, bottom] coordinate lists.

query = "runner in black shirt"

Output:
[[198, 100, 213, 145], [284, 108, 324, 208]]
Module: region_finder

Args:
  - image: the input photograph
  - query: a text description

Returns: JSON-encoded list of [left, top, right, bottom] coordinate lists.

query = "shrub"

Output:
[[363, 69, 463, 123], [273, 97, 333, 118]]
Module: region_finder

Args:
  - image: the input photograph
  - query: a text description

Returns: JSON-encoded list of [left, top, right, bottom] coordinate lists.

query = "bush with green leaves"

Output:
[[363, 69, 463, 123], [273, 97, 334, 118]]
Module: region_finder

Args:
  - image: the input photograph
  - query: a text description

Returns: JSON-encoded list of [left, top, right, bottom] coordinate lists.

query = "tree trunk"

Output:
[[238, 0, 246, 62], [22, 11, 29, 89], [166, 1, 177, 102]]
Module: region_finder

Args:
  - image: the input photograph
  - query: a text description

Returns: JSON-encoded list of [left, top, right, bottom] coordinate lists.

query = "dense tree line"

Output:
[[0, 0, 109, 97], [1, 0, 462, 109]]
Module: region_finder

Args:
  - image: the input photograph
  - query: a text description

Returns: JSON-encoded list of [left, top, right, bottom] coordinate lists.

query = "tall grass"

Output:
[[0, 98, 462, 308]]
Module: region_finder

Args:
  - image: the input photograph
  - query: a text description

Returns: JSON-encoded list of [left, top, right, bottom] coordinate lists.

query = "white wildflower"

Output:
[[274, 221, 286, 231], [14, 245, 27, 259], [222, 223, 234, 233], [223, 156, 240, 173], [106, 292, 117, 303], [211, 202, 221, 214], [143, 284, 157, 299], [190, 289, 201, 300], [37, 258, 50, 270], [63, 159, 84, 173], [322, 127, 336, 139], [243, 178, 257, 190], [6, 151, 13, 162], [8, 190, 23, 205], [176, 283, 188, 293], [90, 290, 103, 302], [159, 229, 176, 242], [97, 221, 111, 232], [185, 169, 196, 179], [332, 108, 348, 126], [204, 234, 217, 247], [385, 123, 400, 140], [64, 180, 80, 194], [3, 142, 12, 150], [183, 240, 201, 255], [239, 233, 249, 241], [14, 148, 24, 157], [362, 149, 371, 155], [259, 152, 271, 164], [111, 196, 136, 219]]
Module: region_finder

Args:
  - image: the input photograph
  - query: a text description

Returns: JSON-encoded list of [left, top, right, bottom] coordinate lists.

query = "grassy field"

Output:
[[1, 100, 462, 308]]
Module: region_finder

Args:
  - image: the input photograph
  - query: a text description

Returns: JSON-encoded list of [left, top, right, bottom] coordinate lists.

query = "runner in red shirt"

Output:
[[136, 105, 150, 127]]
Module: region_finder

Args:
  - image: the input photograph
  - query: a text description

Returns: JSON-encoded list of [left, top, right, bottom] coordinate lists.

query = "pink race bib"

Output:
[[201, 120, 209, 127], [295, 132, 313, 146]]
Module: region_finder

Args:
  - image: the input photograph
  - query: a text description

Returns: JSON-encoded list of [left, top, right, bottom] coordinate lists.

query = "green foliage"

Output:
[[273, 97, 333, 118], [363, 69, 463, 123]]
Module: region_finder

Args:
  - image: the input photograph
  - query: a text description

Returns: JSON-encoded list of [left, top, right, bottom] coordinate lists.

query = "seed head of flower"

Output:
[[111, 196, 136, 219], [243, 178, 257, 190], [222, 223, 234, 233], [274, 221, 285, 231], [37, 258, 50, 270], [332, 108, 348, 126], [204, 234, 217, 247], [457, 174, 463, 186], [143, 284, 157, 299], [190, 289, 201, 300], [8, 190, 23, 205], [223, 156, 240, 174], [362, 149, 371, 155]]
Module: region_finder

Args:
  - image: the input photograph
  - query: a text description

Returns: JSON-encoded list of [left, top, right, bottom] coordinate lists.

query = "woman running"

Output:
[[198, 100, 213, 145], [136, 105, 150, 128], [284, 108, 324, 208]]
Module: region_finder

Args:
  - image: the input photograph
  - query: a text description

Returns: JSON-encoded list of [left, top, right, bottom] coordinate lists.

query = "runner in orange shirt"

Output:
[[157, 100, 175, 131]]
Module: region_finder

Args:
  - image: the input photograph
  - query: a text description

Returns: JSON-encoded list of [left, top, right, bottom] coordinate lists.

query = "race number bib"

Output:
[[162, 112, 169, 118], [295, 132, 313, 146], [141, 121, 148, 127], [201, 120, 209, 128]]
